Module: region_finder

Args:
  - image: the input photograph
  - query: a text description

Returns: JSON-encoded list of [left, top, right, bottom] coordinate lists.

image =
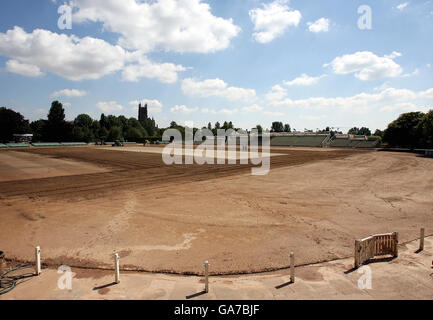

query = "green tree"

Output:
[[373, 129, 384, 138], [74, 114, 93, 128], [383, 112, 425, 149], [47, 101, 70, 142], [30, 120, 47, 142], [91, 120, 101, 140], [124, 127, 144, 141], [284, 124, 291, 133], [348, 127, 359, 135], [358, 127, 371, 136], [418, 109, 433, 148], [100, 114, 108, 129], [255, 125, 263, 134], [141, 118, 157, 136], [349, 127, 372, 136], [99, 126, 109, 141], [0, 107, 31, 142], [107, 126, 123, 141], [271, 121, 284, 132]]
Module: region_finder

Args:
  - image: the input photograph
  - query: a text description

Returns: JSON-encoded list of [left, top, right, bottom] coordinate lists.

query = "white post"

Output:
[[290, 252, 295, 283], [35, 246, 41, 275], [204, 261, 210, 293], [420, 227, 425, 251], [114, 253, 120, 284]]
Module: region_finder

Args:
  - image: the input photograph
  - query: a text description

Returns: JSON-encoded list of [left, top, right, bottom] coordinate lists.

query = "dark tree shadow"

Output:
[[186, 290, 207, 300], [93, 282, 117, 291]]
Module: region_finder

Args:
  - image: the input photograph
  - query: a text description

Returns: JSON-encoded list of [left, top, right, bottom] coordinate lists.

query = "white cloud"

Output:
[[401, 68, 419, 78], [269, 87, 433, 114], [121, 56, 186, 83], [0, 27, 125, 81], [384, 51, 402, 59], [170, 105, 198, 114], [5, 59, 44, 77], [299, 114, 327, 121], [249, 0, 301, 43], [96, 101, 124, 113], [201, 108, 238, 115], [325, 51, 403, 81], [397, 2, 409, 11], [380, 102, 417, 112], [0, 26, 186, 83], [263, 111, 285, 116], [62, 102, 72, 108], [51, 89, 88, 98], [241, 104, 264, 113], [374, 82, 391, 91], [181, 78, 256, 102], [266, 85, 288, 101], [307, 18, 330, 33], [72, 0, 240, 53], [284, 74, 326, 86], [129, 99, 163, 114], [34, 108, 47, 116]]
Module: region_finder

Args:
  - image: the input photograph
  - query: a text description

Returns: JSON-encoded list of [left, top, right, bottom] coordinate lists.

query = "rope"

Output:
[[0, 263, 35, 295]]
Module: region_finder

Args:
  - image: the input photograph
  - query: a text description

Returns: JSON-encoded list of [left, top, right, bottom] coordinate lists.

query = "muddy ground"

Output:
[[0, 146, 432, 274]]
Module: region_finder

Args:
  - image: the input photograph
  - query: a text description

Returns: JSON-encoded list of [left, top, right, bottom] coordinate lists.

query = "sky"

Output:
[[0, 0, 432, 132]]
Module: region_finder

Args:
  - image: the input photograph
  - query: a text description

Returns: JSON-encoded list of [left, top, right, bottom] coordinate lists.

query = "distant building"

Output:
[[138, 103, 148, 123], [137, 102, 158, 136]]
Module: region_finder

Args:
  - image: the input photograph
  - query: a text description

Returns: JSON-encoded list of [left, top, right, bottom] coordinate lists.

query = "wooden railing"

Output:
[[354, 232, 398, 268]]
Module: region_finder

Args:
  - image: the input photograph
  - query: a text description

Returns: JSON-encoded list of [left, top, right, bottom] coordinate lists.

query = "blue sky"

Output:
[[0, 0, 432, 132]]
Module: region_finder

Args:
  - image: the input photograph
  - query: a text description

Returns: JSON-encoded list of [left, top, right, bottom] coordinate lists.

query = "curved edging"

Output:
[[4, 234, 431, 277]]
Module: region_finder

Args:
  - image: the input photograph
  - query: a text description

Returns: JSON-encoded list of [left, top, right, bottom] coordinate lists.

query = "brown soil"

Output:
[[0, 146, 432, 275]]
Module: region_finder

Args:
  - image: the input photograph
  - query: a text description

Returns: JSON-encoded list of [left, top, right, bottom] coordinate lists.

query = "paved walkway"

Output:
[[1, 237, 432, 300]]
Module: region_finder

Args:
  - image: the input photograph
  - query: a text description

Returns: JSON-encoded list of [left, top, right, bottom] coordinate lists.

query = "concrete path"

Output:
[[1, 237, 432, 300]]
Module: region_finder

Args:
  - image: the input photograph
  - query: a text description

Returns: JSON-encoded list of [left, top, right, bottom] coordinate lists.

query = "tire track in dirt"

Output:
[[0, 147, 362, 200]]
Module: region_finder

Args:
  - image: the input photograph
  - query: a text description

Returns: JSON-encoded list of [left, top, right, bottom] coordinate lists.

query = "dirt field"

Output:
[[0, 145, 432, 275]]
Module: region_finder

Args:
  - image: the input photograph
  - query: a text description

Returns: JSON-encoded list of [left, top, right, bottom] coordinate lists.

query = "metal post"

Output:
[[114, 253, 120, 284], [35, 246, 41, 275], [290, 252, 295, 283], [420, 227, 425, 251], [204, 261, 209, 293]]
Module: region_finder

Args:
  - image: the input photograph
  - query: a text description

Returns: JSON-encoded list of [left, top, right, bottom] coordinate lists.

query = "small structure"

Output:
[[354, 232, 398, 268], [13, 134, 33, 143]]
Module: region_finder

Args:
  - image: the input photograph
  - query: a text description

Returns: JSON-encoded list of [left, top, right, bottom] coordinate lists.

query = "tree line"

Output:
[[1, 102, 432, 149], [0, 101, 159, 143]]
